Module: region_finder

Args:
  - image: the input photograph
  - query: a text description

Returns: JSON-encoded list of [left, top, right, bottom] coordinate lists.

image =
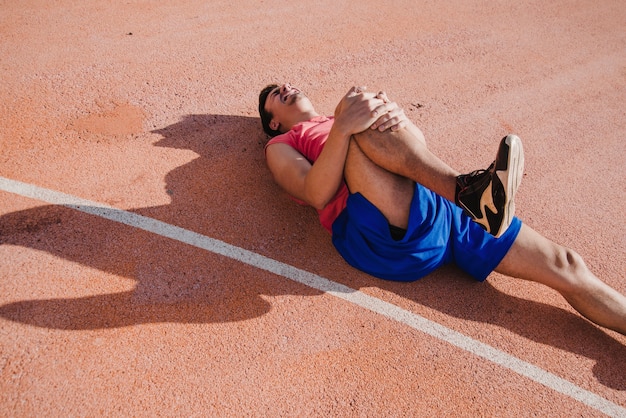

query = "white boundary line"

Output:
[[1, 176, 624, 417]]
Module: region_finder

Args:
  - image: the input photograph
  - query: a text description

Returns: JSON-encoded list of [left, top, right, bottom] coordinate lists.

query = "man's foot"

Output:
[[455, 135, 524, 237]]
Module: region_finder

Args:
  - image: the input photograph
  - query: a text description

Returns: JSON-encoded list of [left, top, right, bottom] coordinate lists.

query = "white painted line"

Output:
[[1, 176, 624, 417]]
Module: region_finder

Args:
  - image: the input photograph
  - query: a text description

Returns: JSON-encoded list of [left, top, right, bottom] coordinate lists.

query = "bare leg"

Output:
[[496, 225, 626, 335], [353, 127, 524, 238], [344, 138, 414, 228], [345, 135, 626, 335], [352, 126, 460, 202]]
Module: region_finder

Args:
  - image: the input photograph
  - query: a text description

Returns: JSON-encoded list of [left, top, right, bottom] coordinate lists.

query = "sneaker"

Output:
[[455, 134, 524, 237]]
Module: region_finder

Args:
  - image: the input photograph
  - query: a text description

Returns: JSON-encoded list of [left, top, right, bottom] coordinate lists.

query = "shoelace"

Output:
[[457, 162, 495, 190]]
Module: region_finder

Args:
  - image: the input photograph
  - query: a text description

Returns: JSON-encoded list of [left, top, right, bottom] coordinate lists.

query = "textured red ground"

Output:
[[1, 1, 625, 416]]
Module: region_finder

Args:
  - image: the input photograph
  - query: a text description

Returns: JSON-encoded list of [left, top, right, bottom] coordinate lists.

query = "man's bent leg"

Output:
[[344, 138, 414, 229], [352, 126, 459, 202], [495, 224, 626, 335], [336, 139, 450, 282], [353, 127, 524, 237]]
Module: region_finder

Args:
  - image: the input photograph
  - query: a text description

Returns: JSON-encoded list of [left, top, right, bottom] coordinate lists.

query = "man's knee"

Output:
[[351, 128, 414, 175], [554, 246, 585, 271], [353, 127, 405, 153], [552, 246, 590, 289]]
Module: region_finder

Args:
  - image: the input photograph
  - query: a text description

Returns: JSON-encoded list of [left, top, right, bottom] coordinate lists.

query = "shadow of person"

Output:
[[0, 114, 322, 330], [1, 114, 623, 390]]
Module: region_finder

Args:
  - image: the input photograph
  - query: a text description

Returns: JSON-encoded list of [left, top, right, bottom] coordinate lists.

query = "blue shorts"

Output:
[[331, 183, 522, 282]]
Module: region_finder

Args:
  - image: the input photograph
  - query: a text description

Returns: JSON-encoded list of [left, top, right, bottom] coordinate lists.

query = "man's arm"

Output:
[[266, 87, 392, 209], [265, 123, 351, 210]]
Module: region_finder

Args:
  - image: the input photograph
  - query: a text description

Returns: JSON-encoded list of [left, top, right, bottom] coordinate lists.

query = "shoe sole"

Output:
[[494, 134, 524, 237]]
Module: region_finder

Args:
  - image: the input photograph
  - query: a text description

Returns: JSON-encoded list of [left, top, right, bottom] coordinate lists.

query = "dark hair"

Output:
[[258, 84, 281, 137]]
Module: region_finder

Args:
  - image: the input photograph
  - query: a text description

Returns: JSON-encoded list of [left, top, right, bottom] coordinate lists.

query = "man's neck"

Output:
[[283, 110, 320, 132]]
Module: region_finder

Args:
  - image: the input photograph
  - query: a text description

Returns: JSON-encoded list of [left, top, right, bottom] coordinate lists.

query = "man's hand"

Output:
[[369, 91, 408, 132], [333, 86, 387, 137]]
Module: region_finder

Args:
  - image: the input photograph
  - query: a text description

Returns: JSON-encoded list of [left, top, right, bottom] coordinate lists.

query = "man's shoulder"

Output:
[[265, 131, 293, 148], [266, 131, 295, 148]]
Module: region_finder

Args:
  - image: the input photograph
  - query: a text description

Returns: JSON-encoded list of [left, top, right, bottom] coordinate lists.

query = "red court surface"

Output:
[[1, 1, 625, 416]]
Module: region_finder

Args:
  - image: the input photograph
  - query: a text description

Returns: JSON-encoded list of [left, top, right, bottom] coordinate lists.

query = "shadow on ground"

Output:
[[1, 114, 624, 389]]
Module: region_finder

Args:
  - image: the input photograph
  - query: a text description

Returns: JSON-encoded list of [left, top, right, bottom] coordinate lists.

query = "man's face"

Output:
[[263, 83, 314, 132]]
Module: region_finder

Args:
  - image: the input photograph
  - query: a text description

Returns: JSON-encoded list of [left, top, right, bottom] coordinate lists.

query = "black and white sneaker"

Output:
[[455, 135, 524, 237]]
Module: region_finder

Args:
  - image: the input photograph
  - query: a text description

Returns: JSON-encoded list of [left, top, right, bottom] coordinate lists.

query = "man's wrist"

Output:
[[329, 119, 353, 141]]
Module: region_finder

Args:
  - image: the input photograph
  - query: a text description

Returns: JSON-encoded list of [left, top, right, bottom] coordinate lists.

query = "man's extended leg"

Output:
[[352, 125, 524, 237], [496, 225, 626, 335]]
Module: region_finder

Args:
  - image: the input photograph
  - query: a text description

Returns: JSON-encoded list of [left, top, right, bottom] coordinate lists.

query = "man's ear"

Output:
[[269, 119, 280, 131]]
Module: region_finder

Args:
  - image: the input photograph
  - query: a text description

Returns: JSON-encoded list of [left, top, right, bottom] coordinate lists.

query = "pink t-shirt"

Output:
[[265, 116, 349, 233]]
